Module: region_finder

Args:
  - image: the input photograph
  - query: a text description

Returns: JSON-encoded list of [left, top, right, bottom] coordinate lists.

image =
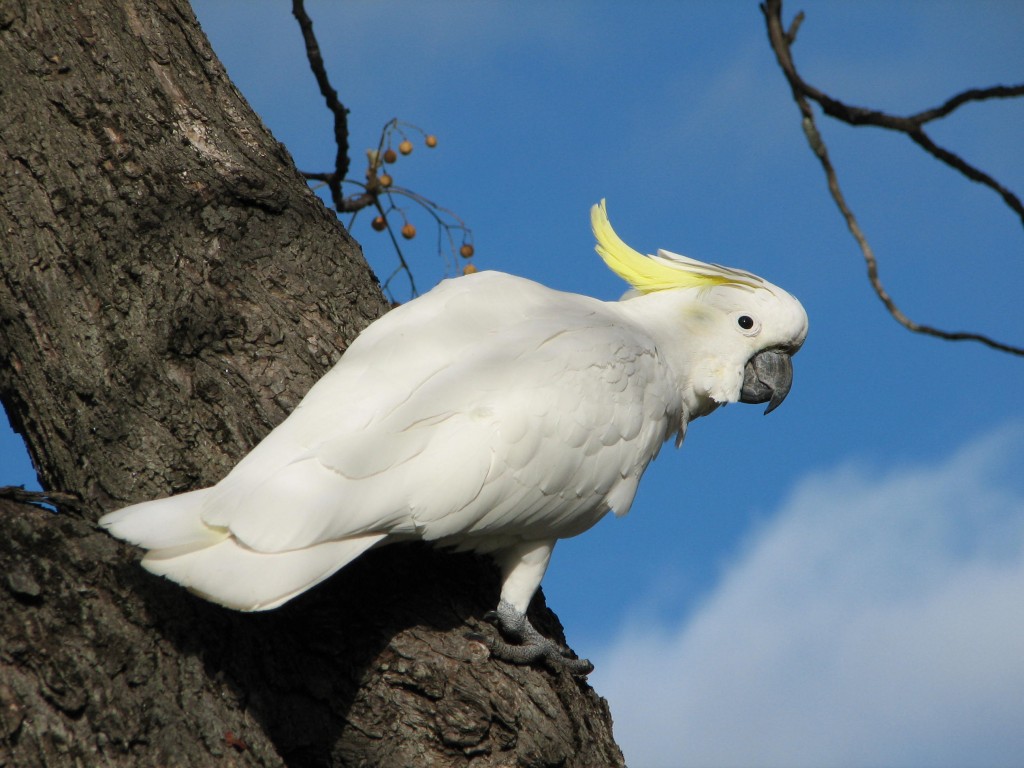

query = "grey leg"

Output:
[[479, 598, 593, 675]]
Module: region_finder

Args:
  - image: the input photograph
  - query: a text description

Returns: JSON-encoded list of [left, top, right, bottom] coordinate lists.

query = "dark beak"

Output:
[[739, 349, 794, 415]]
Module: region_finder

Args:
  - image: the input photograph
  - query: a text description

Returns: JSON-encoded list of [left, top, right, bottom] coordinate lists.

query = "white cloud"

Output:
[[591, 425, 1024, 768]]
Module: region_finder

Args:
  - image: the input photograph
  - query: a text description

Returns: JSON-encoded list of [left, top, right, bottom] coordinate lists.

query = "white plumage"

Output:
[[101, 201, 808, 670]]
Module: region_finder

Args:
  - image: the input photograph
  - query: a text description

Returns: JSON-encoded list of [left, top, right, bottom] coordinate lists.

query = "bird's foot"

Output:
[[467, 599, 593, 676]]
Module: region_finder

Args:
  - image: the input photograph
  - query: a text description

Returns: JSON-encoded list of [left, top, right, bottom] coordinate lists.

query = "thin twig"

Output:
[[761, 0, 1024, 356], [373, 198, 418, 299], [908, 128, 1024, 222], [0, 485, 87, 514], [292, 0, 350, 210], [911, 84, 1024, 125], [288, 10, 473, 297], [762, 0, 1024, 227]]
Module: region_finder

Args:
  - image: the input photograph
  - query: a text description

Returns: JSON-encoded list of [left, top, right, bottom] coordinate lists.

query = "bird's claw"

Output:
[[464, 631, 490, 646], [489, 635, 594, 675], [471, 600, 593, 676]]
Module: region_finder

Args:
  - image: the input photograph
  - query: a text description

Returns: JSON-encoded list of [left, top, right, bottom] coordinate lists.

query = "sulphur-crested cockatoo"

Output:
[[101, 200, 807, 674]]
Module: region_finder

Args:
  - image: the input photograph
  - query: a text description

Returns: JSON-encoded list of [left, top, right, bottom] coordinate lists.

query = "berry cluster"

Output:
[[361, 120, 477, 285]]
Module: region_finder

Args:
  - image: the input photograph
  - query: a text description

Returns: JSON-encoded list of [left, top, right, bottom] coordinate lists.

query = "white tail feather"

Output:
[[141, 533, 386, 611], [101, 491, 387, 610], [99, 489, 225, 551]]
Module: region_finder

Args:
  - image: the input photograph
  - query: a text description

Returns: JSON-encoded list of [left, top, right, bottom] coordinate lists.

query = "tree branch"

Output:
[[911, 84, 1024, 125], [289, 8, 476, 299], [761, 0, 1024, 356], [291, 0, 350, 211], [907, 128, 1024, 223], [0, 485, 86, 515]]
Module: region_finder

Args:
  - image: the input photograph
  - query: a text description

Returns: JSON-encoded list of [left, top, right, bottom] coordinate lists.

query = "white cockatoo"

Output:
[[101, 200, 807, 673]]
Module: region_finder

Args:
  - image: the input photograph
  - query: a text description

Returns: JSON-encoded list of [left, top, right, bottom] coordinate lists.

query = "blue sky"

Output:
[[3, 2, 1023, 765]]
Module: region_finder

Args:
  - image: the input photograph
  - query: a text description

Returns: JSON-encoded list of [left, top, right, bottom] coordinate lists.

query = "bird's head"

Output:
[[592, 200, 808, 415]]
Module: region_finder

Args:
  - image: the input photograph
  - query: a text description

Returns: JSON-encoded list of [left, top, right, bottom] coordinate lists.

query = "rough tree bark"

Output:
[[0, 1, 625, 766]]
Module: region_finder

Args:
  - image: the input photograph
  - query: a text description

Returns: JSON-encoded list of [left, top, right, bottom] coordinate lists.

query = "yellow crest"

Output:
[[591, 199, 761, 293]]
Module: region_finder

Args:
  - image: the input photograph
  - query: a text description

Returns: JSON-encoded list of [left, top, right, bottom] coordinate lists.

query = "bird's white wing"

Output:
[[198, 272, 681, 554]]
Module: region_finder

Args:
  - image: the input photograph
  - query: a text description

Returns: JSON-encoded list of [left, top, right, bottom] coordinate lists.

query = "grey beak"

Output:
[[739, 349, 794, 415]]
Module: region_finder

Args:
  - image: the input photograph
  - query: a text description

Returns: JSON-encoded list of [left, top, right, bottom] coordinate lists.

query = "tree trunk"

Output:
[[0, 2, 625, 766]]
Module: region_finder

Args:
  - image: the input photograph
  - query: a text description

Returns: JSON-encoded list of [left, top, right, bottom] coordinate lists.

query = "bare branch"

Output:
[[762, 0, 1024, 229], [292, 0, 350, 210], [289, 14, 475, 297], [911, 84, 1024, 125], [0, 485, 86, 515], [908, 128, 1024, 222], [371, 196, 419, 300], [761, 0, 1024, 357]]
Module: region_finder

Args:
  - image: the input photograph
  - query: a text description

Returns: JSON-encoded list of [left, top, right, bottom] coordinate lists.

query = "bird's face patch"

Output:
[[691, 282, 807, 412], [590, 198, 808, 415]]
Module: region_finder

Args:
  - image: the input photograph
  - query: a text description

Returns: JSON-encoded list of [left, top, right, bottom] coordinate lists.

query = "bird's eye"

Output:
[[732, 312, 761, 336]]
